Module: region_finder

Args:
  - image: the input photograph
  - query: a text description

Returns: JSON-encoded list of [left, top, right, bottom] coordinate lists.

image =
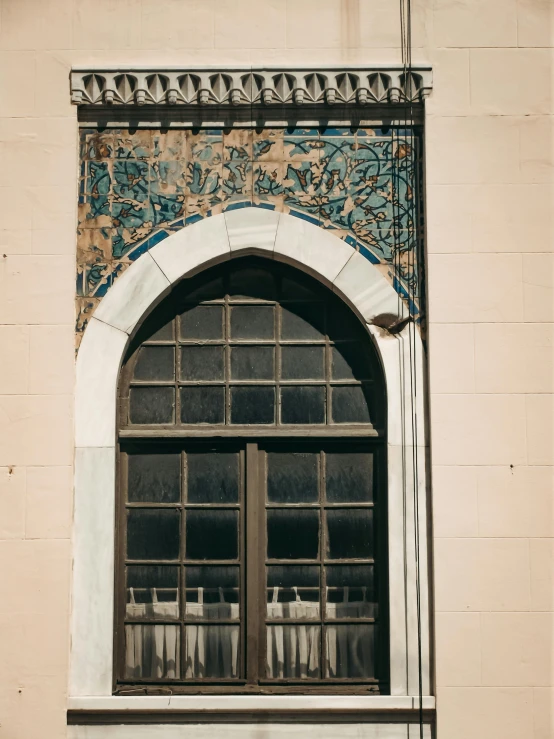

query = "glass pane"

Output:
[[133, 346, 175, 381], [266, 625, 321, 679], [180, 305, 223, 340], [281, 386, 325, 424], [230, 305, 274, 339], [128, 452, 181, 503], [326, 509, 373, 560], [126, 565, 179, 618], [125, 624, 180, 679], [127, 509, 181, 560], [325, 565, 376, 619], [139, 312, 175, 342], [184, 625, 239, 678], [185, 566, 239, 620], [180, 386, 224, 424], [325, 452, 374, 503], [229, 267, 275, 300], [185, 510, 238, 560], [327, 304, 360, 340], [185, 277, 224, 302], [331, 385, 371, 424], [267, 452, 319, 504], [129, 387, 175, 424], [180, 346, 224, 381], [187, 452, 239, 504], [230, 386, 275, 424], [148, 319, 174, 342], [281, 346, 324, 380], [331, 344, 371, 381], [230, 346, 274, 380], [324, 624, 375, 678], [281, 303, 324, 340], [267, 509, 319, 560], [281, 277, 319, 300], [267, 565, 320, 619]]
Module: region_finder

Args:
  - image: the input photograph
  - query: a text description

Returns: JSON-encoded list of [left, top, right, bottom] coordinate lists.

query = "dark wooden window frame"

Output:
[[114, 259, 389, 696]]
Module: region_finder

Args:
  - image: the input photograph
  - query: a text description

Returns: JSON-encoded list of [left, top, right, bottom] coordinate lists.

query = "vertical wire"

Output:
[[400, 0, 424, 735]]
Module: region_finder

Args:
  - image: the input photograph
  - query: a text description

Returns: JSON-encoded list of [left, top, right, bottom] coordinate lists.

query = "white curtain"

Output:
[[266, 586, 375, 679], [125, 588, 179, 679], [125, 587, 239, 680], [184, 587, 239, 678], [125, 585, 375, 680], [325, 587, 376, 678]]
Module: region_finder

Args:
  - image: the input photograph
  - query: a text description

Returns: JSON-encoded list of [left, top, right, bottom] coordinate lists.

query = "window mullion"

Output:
[[245, 442, 261, 685]]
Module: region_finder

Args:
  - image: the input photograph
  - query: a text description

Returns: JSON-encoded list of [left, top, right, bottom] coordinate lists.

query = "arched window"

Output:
[[116, 256, 388, 694]]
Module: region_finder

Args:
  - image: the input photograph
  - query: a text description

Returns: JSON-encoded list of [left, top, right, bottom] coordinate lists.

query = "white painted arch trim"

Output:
[[71, 208, 430, 708]]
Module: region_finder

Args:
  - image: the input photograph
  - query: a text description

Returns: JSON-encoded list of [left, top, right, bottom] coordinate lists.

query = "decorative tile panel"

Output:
[[76, 127, 423, 341]]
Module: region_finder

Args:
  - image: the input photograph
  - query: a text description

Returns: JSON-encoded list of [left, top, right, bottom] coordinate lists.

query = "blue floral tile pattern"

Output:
[[76, 127, 423, 340]]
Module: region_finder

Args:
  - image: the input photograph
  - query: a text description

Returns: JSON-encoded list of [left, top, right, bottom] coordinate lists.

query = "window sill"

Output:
[[68, 695, 435, 724]]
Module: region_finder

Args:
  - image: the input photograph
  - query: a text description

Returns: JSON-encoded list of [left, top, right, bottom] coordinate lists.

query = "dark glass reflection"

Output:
[[326, 509, 373, 559], [129, 387, 175, 424], [133, 346, 175, 381], [229, 267, 275, 300], [180, 387, 224, 424], [331, 343, 371, 381], [180, 346, 224, 381], [180, 304, 223, 340], [281, 303, 324, 340], [331, 385, 372, 424], [267, 509, 319, 559], [185, 566, 239, 611], [267, 452, 319, 503], [187, 452, 239, 503], [326, 452, 374, 503], [128, 452, 181, 503], [325, 565, 376, 618], [230, 305, 274, 340], [186, 510, 238, 560], [267, 565, 320, 615], [281, 386, 325, 424], [230, 386, 275, 424], [126, 565, 179, 611], [231, 346, 274, 380], [281, 345, 324, 380], [127, 509, 180, 560]]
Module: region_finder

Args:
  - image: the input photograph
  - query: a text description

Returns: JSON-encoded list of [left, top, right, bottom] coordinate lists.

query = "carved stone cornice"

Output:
[[70, 65, 432, 107]]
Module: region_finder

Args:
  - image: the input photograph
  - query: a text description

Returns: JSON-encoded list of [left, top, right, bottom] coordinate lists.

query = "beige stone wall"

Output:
[[0, 0, 552, 737]]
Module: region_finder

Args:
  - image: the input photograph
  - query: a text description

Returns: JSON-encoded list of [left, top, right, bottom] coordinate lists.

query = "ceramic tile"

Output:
[[76, 126, 423, 337], [113, 130, 151, 160]]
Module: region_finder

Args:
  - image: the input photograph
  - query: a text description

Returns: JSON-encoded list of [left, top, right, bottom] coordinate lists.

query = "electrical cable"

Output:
[[398, 1, 425, 736]]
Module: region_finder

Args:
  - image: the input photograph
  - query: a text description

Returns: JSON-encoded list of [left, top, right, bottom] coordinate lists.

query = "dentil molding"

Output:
[[70, 66, 432, 106]]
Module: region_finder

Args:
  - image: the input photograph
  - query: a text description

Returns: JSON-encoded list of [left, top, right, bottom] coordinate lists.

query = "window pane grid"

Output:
[[263, 448, 379, 683], [122, 448, 244, 682], [118, 261, 386, 693], [124, 264, 380, 429]]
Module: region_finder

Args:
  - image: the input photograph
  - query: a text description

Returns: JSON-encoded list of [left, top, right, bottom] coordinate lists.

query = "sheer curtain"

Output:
[[125, 587, 239, 679], [266, 586, 376, 679], [125, 586, 375, 680]]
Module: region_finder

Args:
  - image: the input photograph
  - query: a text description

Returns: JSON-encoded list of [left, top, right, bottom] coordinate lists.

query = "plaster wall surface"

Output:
[[0, 1, 552, 737]]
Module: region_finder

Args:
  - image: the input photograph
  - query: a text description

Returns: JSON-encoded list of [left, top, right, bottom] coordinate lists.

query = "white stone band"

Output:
[[70, 66, 432, 106]]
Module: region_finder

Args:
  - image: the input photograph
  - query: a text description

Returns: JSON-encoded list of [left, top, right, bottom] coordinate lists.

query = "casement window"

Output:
[[115, 256, 389, 694]]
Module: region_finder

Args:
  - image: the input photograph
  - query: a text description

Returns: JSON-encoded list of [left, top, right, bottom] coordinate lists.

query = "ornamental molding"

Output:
[[70, 65, 432, 107]]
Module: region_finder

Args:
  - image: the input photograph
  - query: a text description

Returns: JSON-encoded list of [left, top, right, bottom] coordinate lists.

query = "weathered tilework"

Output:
[[76, 128, 423, 338]]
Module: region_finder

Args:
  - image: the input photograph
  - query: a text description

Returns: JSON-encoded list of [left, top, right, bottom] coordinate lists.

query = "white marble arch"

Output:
[[71, 207, 431, 715]]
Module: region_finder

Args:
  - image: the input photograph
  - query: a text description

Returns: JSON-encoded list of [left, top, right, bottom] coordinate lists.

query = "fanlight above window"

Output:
[[120, 258, 385, 431]]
